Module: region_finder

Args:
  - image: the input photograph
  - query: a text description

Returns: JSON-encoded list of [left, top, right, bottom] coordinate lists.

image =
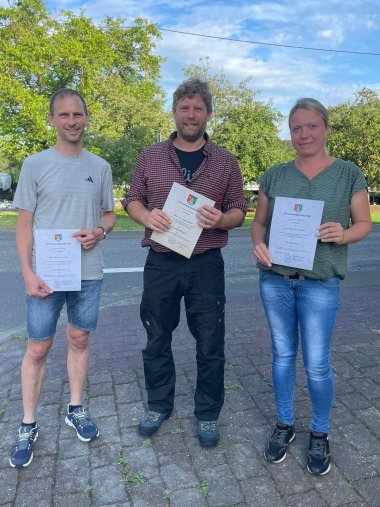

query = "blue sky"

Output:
[[5, 0, 380, 137]]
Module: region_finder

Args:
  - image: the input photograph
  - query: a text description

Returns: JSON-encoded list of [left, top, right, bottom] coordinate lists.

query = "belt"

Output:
[[272, 272, 306, 280], [284, 273, 305, 280]]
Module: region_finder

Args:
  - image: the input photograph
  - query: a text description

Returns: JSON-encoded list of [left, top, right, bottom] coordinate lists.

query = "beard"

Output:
[[176, 123, 206, 143]]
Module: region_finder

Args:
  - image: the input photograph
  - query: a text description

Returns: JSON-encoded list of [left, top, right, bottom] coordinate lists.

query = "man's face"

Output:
[[48, 95, 88, 146], [173, 95, 211, 143]]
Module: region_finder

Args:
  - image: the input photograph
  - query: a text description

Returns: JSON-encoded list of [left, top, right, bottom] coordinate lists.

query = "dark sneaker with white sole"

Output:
[[307, 432, 331, 475], [198, 420, 220, 447], [9, 424, 39, 468], [138, 410, 172, 437], [264, 424, 295, 463], [65, 405, 99, 442]]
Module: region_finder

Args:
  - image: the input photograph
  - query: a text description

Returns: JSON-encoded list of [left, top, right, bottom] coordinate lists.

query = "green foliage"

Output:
[[0, 0, 170, 183], [225, 383, 241, 391], [328, 88, 380, 187], [0, 211, 18, 229], [90, 126, 162, 186], [163, 490, 172, 500], [115, 454, 145, 484], [183, 58, 293, 183], [199, 480, 209, 497], [1, 209, 380, 230]]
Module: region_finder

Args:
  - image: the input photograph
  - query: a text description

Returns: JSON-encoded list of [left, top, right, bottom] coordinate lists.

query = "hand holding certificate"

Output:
[[35, 229, 81, 291], [269, 197, 324, 270], [151, 182, 215, 258]]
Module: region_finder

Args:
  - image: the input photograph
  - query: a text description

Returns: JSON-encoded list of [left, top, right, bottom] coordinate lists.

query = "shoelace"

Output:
[[270, 427, 289, 444], [72, 409, 90, 422], [17, 431, 33, 442], [146, 411, 162, 422], [16, 429, 35, 444], [310, 438, 326, 457], [200, 421, 216, 432]]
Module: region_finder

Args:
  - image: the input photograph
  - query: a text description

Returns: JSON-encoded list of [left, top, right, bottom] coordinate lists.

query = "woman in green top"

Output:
[[251, 98, 372, 475]]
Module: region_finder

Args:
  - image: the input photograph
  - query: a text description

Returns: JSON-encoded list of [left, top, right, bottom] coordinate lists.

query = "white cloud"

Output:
[[3, 0, 378, 128]]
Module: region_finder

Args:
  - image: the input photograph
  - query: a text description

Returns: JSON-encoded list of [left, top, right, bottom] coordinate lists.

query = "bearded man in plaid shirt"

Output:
[[125, 78, 246, 447]]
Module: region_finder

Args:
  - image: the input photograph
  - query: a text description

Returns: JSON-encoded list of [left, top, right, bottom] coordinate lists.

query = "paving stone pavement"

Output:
[[0, 280, 379, 506]]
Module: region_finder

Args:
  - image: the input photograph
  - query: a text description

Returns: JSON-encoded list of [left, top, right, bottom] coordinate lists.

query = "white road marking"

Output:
[[103, 267, 144, 273]]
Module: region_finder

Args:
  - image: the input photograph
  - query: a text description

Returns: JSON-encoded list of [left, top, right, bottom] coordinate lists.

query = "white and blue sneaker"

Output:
[[10, 424, 39, 468], [65, 405, 99, 442]]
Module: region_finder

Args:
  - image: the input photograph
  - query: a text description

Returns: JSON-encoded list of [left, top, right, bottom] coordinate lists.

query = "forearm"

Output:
[[217, 208, 245, 230], [16, 214, 34, 278], [251, 219, 267, 247], [342, 220, 373, 245], [100, 210, 116, 234], [126, 201, 150, 227]]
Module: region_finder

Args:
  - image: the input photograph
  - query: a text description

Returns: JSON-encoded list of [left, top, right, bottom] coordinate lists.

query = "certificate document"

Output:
[[269, 197, 324, 270], [35, 229, 81, 291], [151, 182, 215, 258]]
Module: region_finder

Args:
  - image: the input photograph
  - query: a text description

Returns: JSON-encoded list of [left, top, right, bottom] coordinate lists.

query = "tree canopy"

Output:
[[328, 88, 380, 188], [183, 58, 293, 183], [1, 2, 378, 190], [0, 0, 171, 183]]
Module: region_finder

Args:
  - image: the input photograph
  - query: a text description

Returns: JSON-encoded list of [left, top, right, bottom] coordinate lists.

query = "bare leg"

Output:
[[66, 324, 90, 405], [21, 339, 54, 423]]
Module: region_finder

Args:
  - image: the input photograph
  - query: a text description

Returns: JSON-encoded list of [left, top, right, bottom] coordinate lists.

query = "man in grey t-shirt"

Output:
[[9, 88, 115, 469]]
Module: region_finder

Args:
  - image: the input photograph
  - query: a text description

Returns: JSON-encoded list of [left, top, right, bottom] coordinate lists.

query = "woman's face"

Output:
[[289, 108, 329, 158]]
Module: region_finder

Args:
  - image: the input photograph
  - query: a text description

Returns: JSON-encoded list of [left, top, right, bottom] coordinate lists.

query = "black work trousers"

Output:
[[140, 248, 226, 421]]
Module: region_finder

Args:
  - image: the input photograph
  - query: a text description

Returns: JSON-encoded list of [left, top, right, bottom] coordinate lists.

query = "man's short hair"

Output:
[[49, 88, 88, 116], [172, 79, 213, 113]]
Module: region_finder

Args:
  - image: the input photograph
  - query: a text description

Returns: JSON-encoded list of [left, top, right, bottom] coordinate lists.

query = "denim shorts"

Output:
[[26, 279, 102, 341]]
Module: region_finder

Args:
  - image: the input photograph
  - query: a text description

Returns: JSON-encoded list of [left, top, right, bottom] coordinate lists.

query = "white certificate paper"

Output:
[[35, 229, 81, 291], [269, 197, 324, 270], [151, 182, 215, 258]]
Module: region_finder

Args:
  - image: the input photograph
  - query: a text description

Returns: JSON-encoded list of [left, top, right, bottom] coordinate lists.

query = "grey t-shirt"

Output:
[[13, 148, 114, 280]]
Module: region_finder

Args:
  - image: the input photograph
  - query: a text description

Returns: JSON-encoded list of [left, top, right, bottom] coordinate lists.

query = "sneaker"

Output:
[[307, 432, 331, 475], [198, 420, 219, 447], [9, 424, 39, 468], [138, 410, 172, 437], [264, 424, 295, 463], [65, 405, 99, 442]]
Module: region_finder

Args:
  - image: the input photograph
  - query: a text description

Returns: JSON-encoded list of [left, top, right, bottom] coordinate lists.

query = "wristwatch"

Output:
[[98, 226, 107, 239]]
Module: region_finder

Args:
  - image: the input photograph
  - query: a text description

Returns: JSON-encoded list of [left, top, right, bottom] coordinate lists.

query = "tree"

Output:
[[90, 127, 161, 186], [183, 58, 293, 182], [328, 88, 380, 188], [0, 0, 171, 181]]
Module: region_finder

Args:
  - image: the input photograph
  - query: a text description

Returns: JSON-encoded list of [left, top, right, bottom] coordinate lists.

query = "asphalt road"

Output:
[[1, 226, 379, 339]]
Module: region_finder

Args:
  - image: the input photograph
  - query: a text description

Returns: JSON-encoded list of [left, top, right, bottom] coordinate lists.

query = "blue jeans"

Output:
[[259, 271, 340, 433], [26, 279, 102, 340]]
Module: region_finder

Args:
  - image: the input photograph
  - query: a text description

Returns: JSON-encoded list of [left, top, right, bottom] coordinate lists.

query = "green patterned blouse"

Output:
[[258, 159, 368, 280]]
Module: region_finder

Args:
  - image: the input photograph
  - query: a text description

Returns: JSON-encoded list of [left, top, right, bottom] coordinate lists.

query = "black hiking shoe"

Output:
[[138, 410, 172, 437]]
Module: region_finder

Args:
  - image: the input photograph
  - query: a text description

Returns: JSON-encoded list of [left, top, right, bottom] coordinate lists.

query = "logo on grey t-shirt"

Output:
[[85, 176, 94, 183]]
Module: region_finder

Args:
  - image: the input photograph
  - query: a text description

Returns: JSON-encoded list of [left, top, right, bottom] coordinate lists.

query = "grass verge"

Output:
[[1, 209, 379, 231]]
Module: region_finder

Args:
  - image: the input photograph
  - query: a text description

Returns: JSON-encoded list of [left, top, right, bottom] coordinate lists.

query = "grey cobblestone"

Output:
[[15, 477, 54, 506], [170, 487, 208, 506], [160, 453, 199, 490], [201, 464, 244, 506], [1, 267, 379, 506], [91, 465, 127, 505]]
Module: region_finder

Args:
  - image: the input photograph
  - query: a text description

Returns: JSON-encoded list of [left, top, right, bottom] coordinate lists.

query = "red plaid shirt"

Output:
[[125, 132, 247, 254]]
